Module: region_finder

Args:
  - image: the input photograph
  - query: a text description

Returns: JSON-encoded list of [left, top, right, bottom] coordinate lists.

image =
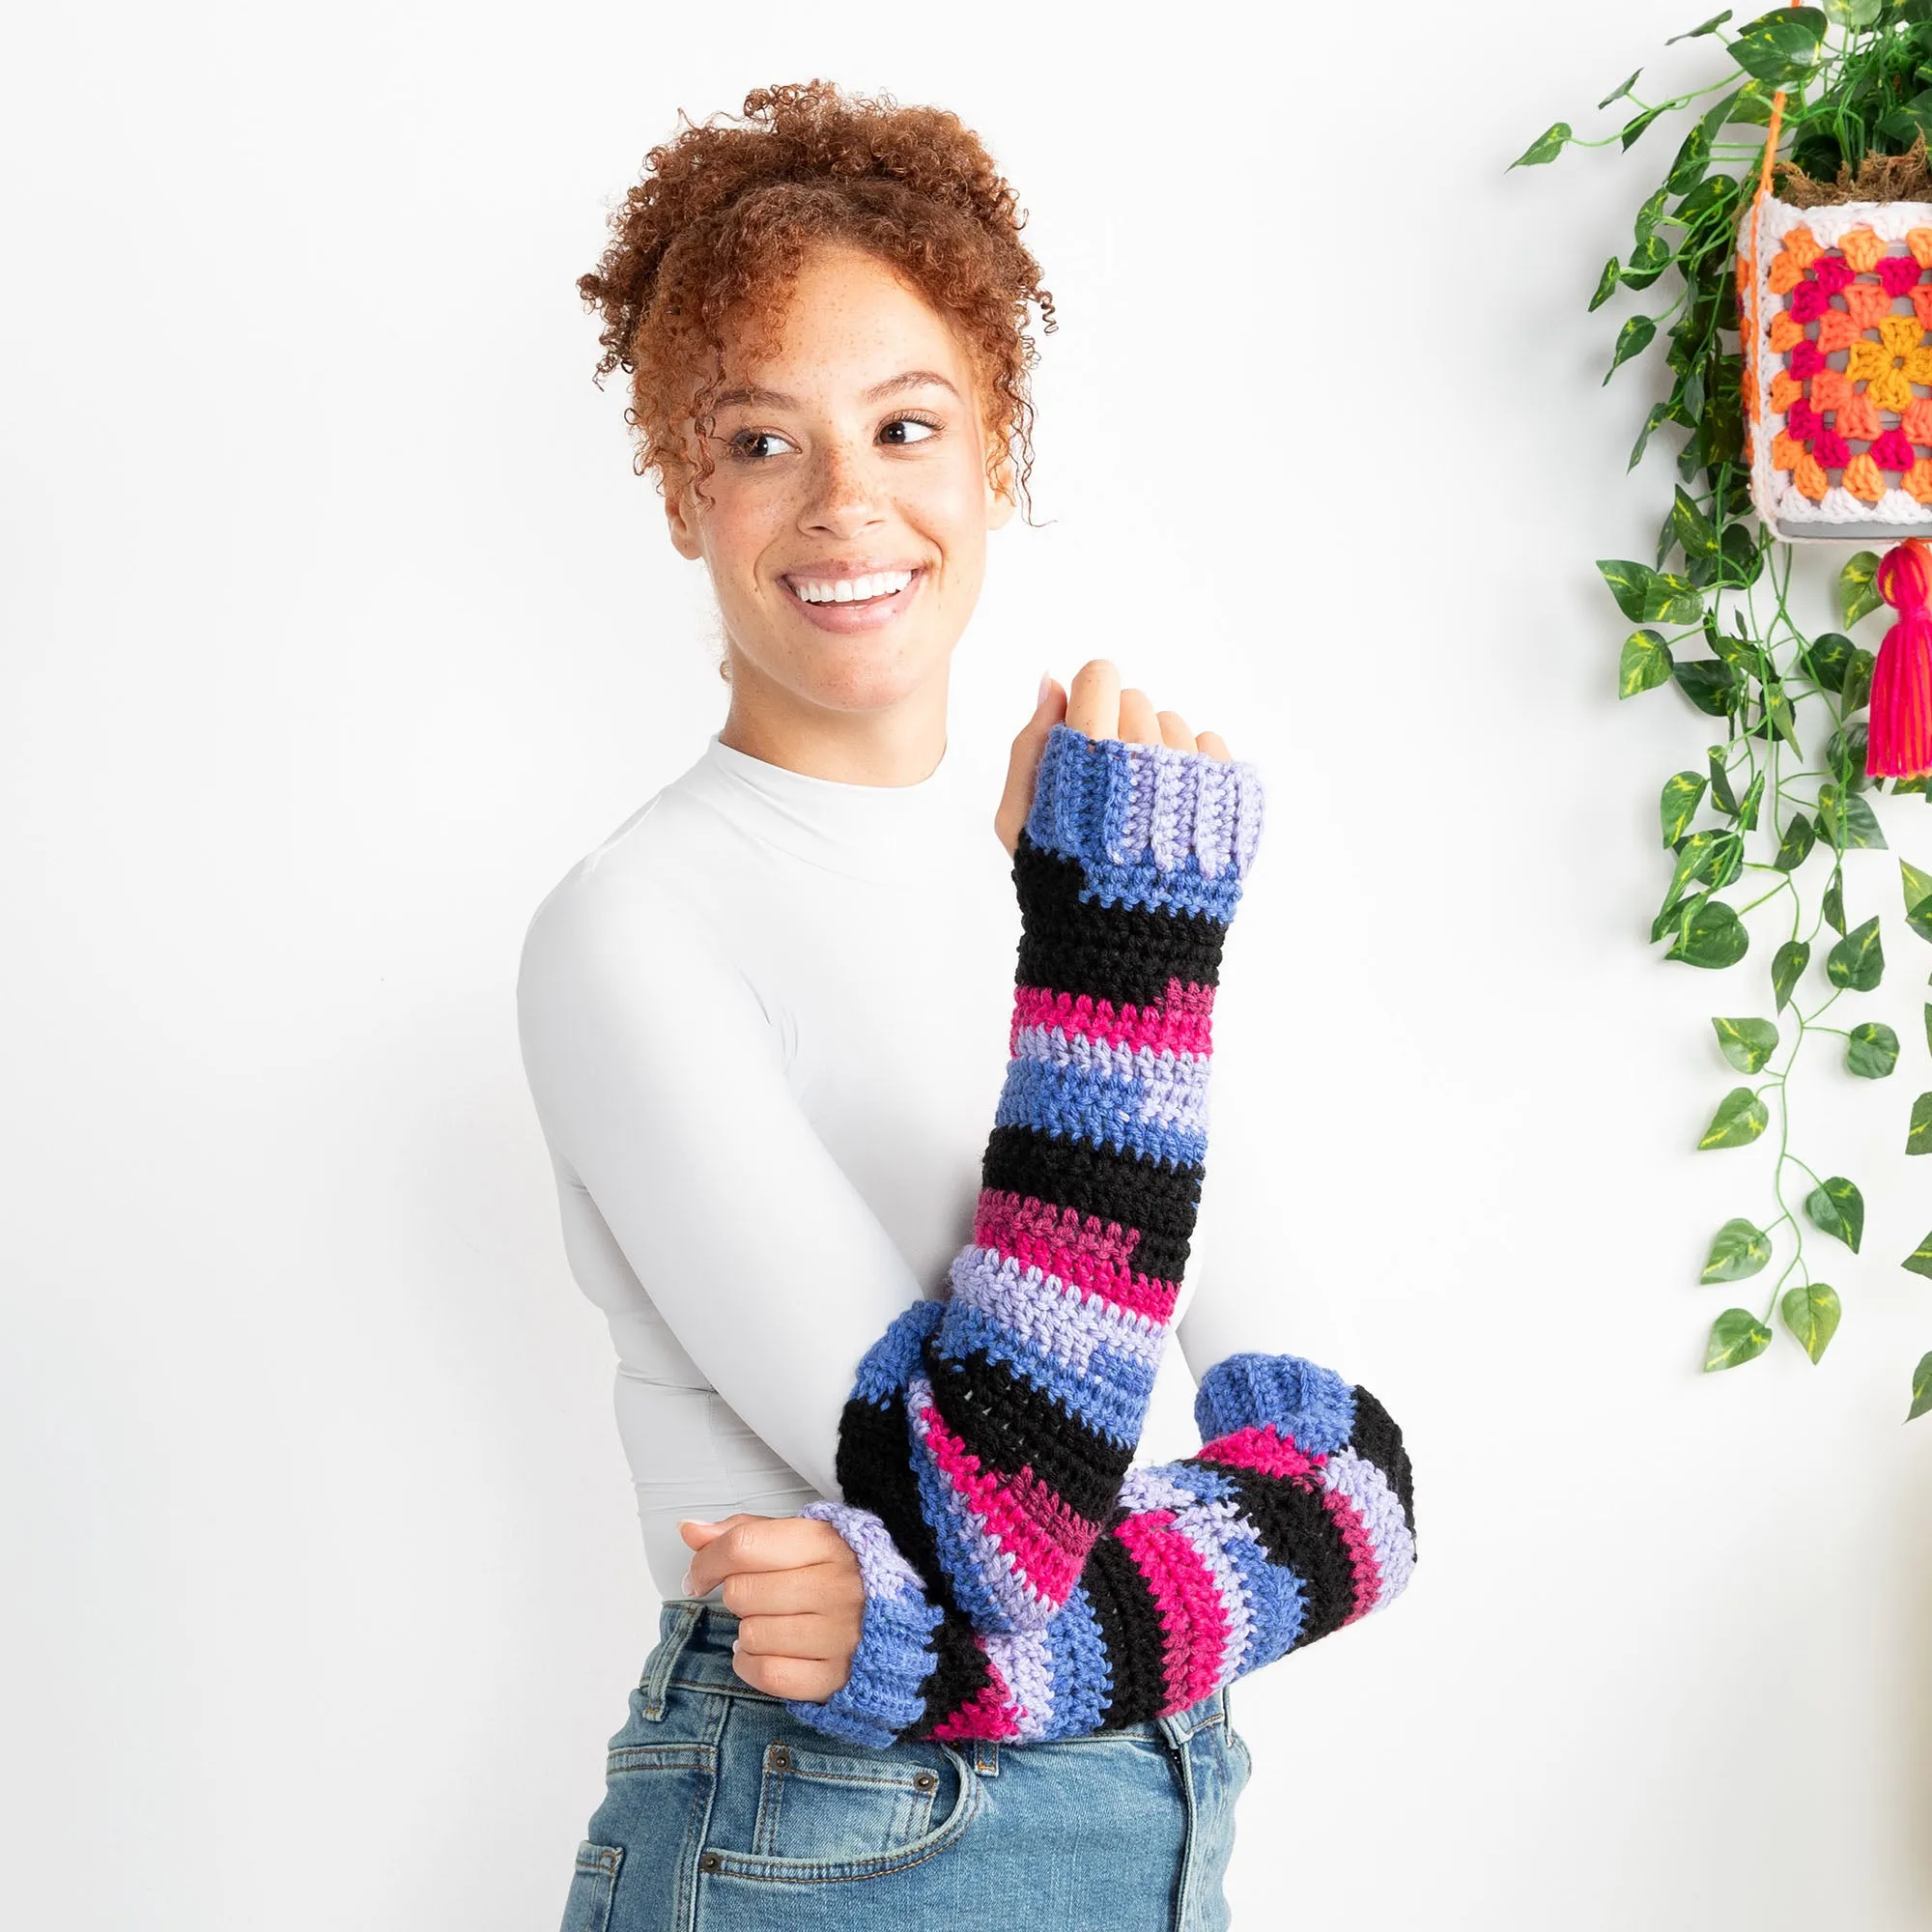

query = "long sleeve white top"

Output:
[[515, 728, 1248, 1601]]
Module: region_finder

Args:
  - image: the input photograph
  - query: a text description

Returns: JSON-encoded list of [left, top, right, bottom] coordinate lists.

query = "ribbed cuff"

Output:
[[1192, 1351, 1356, 1458], [782, 1501, 943, 1749], [1024, 724, 1265, 889]]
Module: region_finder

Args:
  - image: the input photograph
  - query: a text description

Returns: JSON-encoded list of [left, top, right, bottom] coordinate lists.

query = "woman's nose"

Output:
[[801, 445, 887, 537]]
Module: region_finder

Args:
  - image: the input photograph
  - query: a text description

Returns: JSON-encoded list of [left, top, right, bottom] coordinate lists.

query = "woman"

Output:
[[517, 80, 1413, 1929]]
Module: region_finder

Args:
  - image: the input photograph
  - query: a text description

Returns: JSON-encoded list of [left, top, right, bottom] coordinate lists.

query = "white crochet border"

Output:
[[1747, 194, 1932, 542]]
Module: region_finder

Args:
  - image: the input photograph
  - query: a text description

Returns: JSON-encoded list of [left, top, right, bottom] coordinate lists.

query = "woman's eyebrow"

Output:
[[864, 369, 960, 402], [711, 383, 797, 411]]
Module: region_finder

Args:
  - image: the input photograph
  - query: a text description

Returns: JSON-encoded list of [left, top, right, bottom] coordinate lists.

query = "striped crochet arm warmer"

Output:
[[788, 1345, 1416, 1746], [789, 719, 1264, 1647]]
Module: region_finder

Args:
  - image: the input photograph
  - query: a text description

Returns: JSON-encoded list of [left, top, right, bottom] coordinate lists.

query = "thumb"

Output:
[[676, 1519, 728, 1549], [995, 672, 1065, 857]]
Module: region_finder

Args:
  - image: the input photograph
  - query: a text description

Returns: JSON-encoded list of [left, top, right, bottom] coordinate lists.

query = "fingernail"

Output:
[[677, 1518, 714, 1531], [1037, 671, 1052, 707], [681, 1569, 696, 1595]]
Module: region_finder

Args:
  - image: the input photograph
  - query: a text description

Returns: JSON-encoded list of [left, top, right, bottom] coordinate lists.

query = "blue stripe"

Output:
[[995, 1059, 1208, 1168]]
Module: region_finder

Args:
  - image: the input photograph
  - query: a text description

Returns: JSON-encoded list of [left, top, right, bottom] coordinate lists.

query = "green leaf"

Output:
[[1600, 70, 1643, 111], [1806, 1176, 1864, 1253], [1827, 724, 1870, 792], [1605, 315, 1658, 384], [1801, 633, 1853, 694], [1643, 571, 1705, 626], [1910, 1351, 1932, 1423], [1702, 1217, 1773, 1283], [1779, 1282, 1841, 1364], [1661, 771, 1708, 844], [1597, 558, 1654, 622], [1766, 684, 1803, 758], [1908, 1090, 1932, 1155], [1845, 649, 1876, 715], [1772, 938, 1810, 1011], [1904, 1234, 1932, 1281], [1634, 185, 1671, 243], [1817, 783, 1887, 850], [1712, 1016, 1778, 1073], [1717, 521, 1765, 589], [1675, 174, 1740, 223], [1669, 9, 1733, 41], [1674, 658, 1741, 716], [1668, 897, 1750, 968], [1698, 1085, 1770, 1149], [1847, 1022, 1900, 1078], [1735, 771, 1766, 833], [1925, 1002, 1931, 1057], [1589, 257, 1622, 312], [1826, 916, 1885, 992], [1621, 106, 1664, 151], [1902, 858, 1932, 942], [1512, 123, 1572, 168], [1625, 236, 1675, 295], [1630, 399, 1674, 470], [1664, 122, 1713, 196], [1840, 552, 1884, 629], [1822, 0, 1881, 25], [1622, 630, 1674, 698], [1706, 748, 1739, 816], [1773, 811, 1817, 873], [1727, 8, 1827, 87], [1823, 867, 1846, 936], [1670, 488, 1719, 560], [1704, 1308, 1774, 1371]]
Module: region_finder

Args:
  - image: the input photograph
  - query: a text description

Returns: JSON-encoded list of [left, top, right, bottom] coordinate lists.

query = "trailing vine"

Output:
[[1515, 2, 1932, 1420]]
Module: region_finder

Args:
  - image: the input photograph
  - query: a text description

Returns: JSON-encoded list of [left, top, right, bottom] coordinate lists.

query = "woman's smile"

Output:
[[778, 562, 927, 632]]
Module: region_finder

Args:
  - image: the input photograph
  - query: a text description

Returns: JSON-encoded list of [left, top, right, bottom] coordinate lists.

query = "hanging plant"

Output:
[[1515, 1, 1932, 1421]]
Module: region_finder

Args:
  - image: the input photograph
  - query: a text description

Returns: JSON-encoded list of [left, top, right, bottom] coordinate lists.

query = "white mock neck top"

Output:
[[516, 727, 1226, 1601]]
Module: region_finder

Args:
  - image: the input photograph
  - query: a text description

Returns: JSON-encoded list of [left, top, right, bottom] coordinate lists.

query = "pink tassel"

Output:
[[1868, 538, 1932, 780]]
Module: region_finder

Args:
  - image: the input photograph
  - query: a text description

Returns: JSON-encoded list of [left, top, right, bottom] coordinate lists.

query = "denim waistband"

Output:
[[644, 1596, 1224, 1745]]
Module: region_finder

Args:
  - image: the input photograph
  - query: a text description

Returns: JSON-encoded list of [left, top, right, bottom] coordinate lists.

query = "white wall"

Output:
[[6, 3, 1929, 1925]]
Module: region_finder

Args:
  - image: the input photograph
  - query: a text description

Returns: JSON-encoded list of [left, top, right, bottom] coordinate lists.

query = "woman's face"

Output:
[[664, 243, 1013, 719]]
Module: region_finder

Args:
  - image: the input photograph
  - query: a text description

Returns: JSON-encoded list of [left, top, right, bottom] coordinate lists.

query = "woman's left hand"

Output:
[[676, 1514, 866, 1702]]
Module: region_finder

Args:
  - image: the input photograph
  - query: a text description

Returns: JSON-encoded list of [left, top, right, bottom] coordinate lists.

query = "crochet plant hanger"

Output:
[[1513, 2, 1932, 1422], [1740, 2, 1932, 775]]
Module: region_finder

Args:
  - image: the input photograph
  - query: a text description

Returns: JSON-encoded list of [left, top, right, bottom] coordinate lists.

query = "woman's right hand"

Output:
[[994, 659, 1236, 858]]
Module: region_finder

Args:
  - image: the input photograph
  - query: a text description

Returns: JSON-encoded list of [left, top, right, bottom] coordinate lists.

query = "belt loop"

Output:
[[639, 1600, 704, 1722], [973, 1737, 1000, 1777]]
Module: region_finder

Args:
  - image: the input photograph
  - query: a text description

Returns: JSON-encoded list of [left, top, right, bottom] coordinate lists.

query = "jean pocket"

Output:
[[557, 1840, 622, 1932], [750, 1738, 944, 1860]]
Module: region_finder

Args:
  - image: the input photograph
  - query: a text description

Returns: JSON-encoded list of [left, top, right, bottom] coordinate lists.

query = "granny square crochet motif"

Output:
[[1747, 198, 1932, 537]]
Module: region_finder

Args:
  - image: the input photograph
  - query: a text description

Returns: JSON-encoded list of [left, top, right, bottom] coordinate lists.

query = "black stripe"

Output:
[[1209, 1465, 1359, 1651], [1347, 1384, 1414, 1547], [834, 1392, 960, 1616], [907, 1610, 998, 1742], [1083, 1527, 1170, 1727], [980, 1127, 1203, 1284], [1013, 836, 1233, 1012], [919, 1344, 1128, 1525], [833, 1396, 995, 1740]]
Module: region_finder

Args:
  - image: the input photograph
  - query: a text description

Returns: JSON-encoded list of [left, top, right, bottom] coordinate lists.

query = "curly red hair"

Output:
[[578, 80, 1055, 517]]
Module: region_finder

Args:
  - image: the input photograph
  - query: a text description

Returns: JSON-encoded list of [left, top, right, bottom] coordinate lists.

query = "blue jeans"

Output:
[[558, 1597, 1252, 1930]]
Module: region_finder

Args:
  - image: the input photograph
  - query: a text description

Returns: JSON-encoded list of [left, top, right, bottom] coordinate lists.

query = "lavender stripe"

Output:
[[1321, 1446, 1416, 1608], [947, 1245, 1167, 1378]]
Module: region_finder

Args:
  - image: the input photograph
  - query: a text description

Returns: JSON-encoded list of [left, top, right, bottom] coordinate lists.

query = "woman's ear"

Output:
[[664, 475, 704, 560]]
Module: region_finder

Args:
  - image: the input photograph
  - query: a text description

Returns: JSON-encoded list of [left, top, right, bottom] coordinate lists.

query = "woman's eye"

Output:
[[729, 429, 795, 461], [879, 416, 941, 446]]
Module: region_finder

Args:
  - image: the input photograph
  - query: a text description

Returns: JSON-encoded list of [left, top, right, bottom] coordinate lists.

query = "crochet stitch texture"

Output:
[[782, 723, 1418, 1747]]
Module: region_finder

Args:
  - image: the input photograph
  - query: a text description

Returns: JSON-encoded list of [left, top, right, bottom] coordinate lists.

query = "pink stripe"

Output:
[[917, 1401, 1090, 1607], [971, 1191, 1179, 1323], [1114, 1510, 1232, 1714], [1320, 1485, 1385, 1626], [932, 1640, 1024, 1742], [1195, 1424, 1324, 1484], [1010, 978, 1217, 1058]]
